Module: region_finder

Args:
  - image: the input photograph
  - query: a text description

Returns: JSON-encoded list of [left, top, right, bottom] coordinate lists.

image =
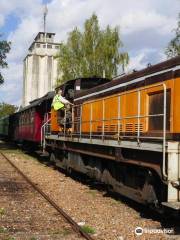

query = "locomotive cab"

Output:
[[51, 77, 110, 134]]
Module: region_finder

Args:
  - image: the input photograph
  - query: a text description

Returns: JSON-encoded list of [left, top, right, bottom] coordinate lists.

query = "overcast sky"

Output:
[[0, 0, 179, 106]]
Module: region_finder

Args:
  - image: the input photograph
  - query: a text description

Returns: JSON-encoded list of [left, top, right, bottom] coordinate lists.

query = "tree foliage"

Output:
[[0, 102, 17, 118], [0, 36, 11, 84], [165, 13, 180, 58], [57, 14, 129, 84]]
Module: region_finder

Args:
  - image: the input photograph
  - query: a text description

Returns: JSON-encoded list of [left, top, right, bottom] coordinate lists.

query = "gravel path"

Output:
[[1, 142, 180, 240]]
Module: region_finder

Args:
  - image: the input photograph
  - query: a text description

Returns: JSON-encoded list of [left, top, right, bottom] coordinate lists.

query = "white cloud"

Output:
[[0, 62, 22, 104], [0, 0, 179, 105], [0, 14, 5, 27], [126, 52, 147, 72], [120, 10, 176, 35], [7, 17, 41, 62]]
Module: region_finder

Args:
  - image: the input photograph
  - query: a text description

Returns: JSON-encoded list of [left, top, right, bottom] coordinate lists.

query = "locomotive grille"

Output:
[[97, 124, 122, 133], [109, 124, 118, 132], [125, 123, 144, 133], [135, 123, 143, 132], [125, 123, 133, 133]]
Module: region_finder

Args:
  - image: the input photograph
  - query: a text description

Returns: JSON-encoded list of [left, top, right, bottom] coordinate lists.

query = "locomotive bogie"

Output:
[[45, 137, 166, 208]]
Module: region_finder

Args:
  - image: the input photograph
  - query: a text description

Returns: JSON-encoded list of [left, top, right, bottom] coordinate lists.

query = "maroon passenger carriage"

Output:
[[13, 91, 54, 148]]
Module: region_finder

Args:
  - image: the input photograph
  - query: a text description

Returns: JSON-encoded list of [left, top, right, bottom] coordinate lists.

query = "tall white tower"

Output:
[[22, 6, 60, 106]]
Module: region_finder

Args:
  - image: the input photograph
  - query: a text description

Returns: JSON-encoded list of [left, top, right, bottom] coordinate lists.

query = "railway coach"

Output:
[[45, 56, 180, 214], [0, 91, 54, 149], [13, 91, 54, 148], [0, 116, 9, 139]]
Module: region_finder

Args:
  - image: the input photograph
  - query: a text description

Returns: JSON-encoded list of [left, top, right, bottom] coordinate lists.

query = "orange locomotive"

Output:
[[46, 56, 180, 214], [74, 57, 180, 139]]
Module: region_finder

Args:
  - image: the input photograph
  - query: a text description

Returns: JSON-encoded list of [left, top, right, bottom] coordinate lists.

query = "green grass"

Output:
[[5, 237, 16, 240], [0, 226, 7, 233], [87, 190, 97, 197], [1, 149, 22, 154], [61, 229, 72, 236], [110, 198, 121, 206], [52, 228, 72, 236], [30, 237, 37, 240], [0, 208, 5, 216], [81, 225, 96, 234]]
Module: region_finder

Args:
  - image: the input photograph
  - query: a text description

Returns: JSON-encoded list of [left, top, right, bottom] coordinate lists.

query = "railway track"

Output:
[[0, 151, 94, 240]]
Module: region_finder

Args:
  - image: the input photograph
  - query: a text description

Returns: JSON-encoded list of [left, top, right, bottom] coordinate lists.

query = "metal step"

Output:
[[35, 150, 49, 157]]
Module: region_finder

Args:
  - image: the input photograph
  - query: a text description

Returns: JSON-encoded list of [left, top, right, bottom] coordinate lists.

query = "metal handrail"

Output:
[[162, 83, 167, 178], [41, 118, 51, 150]]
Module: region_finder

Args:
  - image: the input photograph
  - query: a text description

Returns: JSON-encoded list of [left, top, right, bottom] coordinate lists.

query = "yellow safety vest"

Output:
[[52, 95, 64, 111]]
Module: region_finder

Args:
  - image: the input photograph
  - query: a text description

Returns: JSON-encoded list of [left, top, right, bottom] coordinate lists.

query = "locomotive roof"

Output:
[[74, 56, 180, 102], [55, 77, 110, 91]]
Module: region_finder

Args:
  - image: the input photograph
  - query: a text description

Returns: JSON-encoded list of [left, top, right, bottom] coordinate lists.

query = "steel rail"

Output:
[[0, 152, 94, 240]]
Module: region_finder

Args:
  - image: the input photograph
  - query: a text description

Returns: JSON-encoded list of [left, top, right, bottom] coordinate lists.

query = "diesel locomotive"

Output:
[[45, 56, 180, 213], [1, 56, 180, 214]]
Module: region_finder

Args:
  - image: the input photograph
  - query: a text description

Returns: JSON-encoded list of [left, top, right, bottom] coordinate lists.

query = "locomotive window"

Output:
[[148, 90, 170, 131]]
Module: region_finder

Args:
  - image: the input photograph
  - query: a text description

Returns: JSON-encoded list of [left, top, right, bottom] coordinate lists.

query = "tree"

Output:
[[0, 102, 17, 118], [0, 36, 11, 84], [57, 14, 129, 84], [165, 13, 180, 58]]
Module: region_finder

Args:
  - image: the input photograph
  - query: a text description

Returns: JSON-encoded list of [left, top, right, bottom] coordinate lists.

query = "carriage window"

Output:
[[24, 112, 26, 124], [148, 90, 170, 131]]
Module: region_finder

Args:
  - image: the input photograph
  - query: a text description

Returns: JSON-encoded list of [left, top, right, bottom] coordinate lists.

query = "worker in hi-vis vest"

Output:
[[52, 89, 71, 111], [52, 89, 73, 127]]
